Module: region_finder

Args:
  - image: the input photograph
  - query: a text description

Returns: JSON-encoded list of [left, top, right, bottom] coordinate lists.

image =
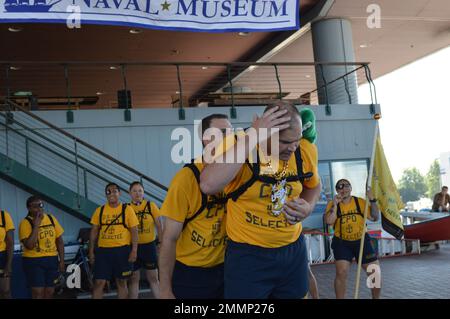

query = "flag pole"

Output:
[[354, 118, 379, 299]]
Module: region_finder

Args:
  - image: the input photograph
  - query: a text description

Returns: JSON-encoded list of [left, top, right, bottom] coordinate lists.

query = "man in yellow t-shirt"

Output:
[[19, 196, 65, 299], [127, 181, 163, 299], [0, 209, 14, 299], [200, 102, 321, 299], [159, 114, 231, 299], [324, 179, 381, 299], [89, 182, 139, 299]]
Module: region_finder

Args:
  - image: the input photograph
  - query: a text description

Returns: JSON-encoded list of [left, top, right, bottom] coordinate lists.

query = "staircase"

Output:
[[0, 100, 168, 222]]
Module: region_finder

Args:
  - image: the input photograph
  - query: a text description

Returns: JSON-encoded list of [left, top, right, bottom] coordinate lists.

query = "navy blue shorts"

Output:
[[331, 234, 378, 264], [224, 234, 309, 299], [172, 261, 224, 299], [94, 246, 133, 281], [22, 256, 59, 288], [133, 241, 157, 271]]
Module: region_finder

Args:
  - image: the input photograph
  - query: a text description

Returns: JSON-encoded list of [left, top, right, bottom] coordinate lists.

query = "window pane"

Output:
[[331, 160, 368, 198], [318, 162, 332, 203]]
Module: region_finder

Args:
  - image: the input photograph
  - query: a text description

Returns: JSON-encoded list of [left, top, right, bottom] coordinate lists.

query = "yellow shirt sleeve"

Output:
[[150, 202, 160, 219], [160, 168, 192, 223], [19, 219, 32, 242], [300, 139, 320, 189], [4, 212, 15, 232], [126, 206, 139, 228], [90, 207, 101, 226], [50, 215, 64, 238]]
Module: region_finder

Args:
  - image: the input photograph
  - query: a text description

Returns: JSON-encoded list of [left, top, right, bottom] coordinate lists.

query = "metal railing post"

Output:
[[64, 64, 74, 123], [176, 64, 185, 120], [74, 139, 81, 209], [364, 64, 376, 114], [122, 64, 131, 121], [273, 64, 283, 100], [227, 64, 236, 119]]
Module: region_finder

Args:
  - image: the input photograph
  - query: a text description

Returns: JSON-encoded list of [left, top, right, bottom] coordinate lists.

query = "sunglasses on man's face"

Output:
[[106, 188, 120, 196], [336, 184, 351, 190]]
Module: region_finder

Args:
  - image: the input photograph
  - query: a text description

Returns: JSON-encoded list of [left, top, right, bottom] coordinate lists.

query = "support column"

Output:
[[311, 18, 359, 105]]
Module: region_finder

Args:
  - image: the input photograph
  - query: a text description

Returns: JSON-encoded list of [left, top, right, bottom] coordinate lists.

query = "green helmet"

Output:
[[300, 108, 317, 144]]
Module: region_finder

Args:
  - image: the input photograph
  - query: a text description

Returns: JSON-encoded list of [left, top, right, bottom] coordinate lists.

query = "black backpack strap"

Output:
[[353, 196, 363, 217], [228, 151, 261, 202], [47, 214, 55, 227], [121, 203, 127, 228], [25, 215, 34, 228], [182, 163, 208, 230], [294, 146, 314, 182], [99, 205, 105, 228], [0, 210, 5, 228]]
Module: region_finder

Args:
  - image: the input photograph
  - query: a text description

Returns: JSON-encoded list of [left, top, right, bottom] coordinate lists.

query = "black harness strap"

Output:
[[182, 162, 228, 230], [335, 196, 364, 238], [229, 145, 314, 201], [25, 213, 56, 252], [100, 203, 128, 233], [0, 210, 5, 228], [135, 201, 154, 232]]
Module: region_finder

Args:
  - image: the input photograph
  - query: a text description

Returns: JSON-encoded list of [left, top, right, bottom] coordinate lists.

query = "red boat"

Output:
[[404, 214, 450, 243]]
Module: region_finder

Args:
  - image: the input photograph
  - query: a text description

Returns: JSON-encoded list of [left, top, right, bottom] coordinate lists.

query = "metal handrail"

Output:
[[5, 100, 168, 192], [0, 114, 165, 203]]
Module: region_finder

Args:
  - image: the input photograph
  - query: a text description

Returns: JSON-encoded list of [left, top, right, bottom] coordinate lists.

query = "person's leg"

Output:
[[116, 278, 129, 299], [92, 247, 112, 299], [334, 260, 351, 299], [128, 270, 141, 299], [0, 277, 11, 299], [145, 269, 160, 299], [42, 256, 59, 300], [224, 241, 274, 299], [43, 287, 55, 299], [308, 266, 319, 299], [362, 260, 381, 299], [31, 287, 45, 299], [92, 280, 107, 299]]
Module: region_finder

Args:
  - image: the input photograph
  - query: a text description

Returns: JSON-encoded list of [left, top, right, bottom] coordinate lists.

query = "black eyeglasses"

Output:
[[336, 183, 351, 190]]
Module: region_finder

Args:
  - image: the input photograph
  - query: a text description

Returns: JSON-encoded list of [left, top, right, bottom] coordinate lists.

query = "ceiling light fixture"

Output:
[[238, 32, 250, 36], [359, 44, 369, 48], [109, 66, 118, 70], [201, 66, 208, 70], [129, 29, 142, 34], [9, 66, 21, 71]]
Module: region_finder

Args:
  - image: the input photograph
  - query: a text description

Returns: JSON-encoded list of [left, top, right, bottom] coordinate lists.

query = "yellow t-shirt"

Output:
[[91, 203, 139, 248], [160, 162, 227, 268], [0, 210, 15, 252], [224, 138, 320, 248], [19, 214, 64, 258], [129, 200, 160, 244], [325, 197, 370, 241]]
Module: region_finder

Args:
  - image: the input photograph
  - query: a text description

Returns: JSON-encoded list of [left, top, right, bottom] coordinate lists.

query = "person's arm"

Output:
[[200, 107, 291, 195], [56, 235, 65, 272], [159, 218, 183, 299], [155, 218, 163, 244], [367, 188, 380, 222], [89, 225, 99, 265], [325, 196, 341, 226], [282, 183, 322, 225], [128, 226, 138, 263], [4, 230, 14, 276], [22, 213, 43, 250]]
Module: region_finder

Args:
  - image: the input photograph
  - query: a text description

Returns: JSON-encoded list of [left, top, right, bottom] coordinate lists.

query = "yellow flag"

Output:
[[371, 135, 404, 239]]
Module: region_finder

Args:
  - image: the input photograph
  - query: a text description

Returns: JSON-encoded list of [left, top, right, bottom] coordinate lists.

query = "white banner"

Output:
[[0, 0, 300, 32]]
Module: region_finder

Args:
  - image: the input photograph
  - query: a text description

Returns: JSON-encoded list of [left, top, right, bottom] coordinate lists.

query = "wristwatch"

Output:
[[369, 198, 377, 203]]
